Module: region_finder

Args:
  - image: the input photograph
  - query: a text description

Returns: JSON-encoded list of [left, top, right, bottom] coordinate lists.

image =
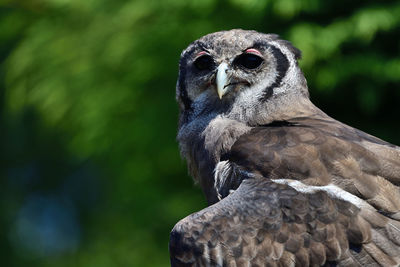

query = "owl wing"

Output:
[[170, 178, 400, 266], [170, 117, 400, 266], [222, 117, 400, 215]]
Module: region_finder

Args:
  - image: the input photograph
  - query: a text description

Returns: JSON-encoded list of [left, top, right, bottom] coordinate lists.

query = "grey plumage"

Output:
[[170, 29, 400, 266]]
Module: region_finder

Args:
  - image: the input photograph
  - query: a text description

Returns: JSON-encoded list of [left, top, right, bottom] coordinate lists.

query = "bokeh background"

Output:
[[1, 0, 400, 266]]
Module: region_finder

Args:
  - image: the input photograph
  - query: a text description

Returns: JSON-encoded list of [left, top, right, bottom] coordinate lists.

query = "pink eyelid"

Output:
[[245, 48, 262, 55], [195, 51, 208, 57]]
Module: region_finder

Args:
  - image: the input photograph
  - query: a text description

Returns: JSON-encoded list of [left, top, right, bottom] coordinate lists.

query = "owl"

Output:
[[170, 29, 400, 266]]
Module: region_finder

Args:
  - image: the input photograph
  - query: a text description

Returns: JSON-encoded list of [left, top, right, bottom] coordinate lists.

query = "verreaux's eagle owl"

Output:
[[170, 29, 400, 266]]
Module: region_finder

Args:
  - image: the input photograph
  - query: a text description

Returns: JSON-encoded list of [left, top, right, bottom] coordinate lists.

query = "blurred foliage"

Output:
[[0, 0, 399, 266]]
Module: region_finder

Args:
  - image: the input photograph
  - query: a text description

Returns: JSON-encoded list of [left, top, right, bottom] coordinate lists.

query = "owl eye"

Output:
[[235, 53, 263, 69], [194, 55, 215, 71]]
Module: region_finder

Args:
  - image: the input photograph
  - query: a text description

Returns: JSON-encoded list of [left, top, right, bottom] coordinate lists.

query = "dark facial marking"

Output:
[[177, 40, 213, 113], [262, 45, 289, 101], [178, 50, 193, 112], [247, 41, 290, 100], [177, 41, 215, 126]]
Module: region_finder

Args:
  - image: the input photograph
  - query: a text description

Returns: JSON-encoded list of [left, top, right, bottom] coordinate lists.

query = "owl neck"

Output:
[[264, 95, 326, 123], [226, 91, 325, 126]]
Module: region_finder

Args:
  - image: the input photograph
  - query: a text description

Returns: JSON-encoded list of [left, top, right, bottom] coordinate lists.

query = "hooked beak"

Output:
[[216, 62, 229, 99]]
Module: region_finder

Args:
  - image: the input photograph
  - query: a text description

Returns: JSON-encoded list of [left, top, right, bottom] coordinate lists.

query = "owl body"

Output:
[[171, 29, 400, 266]]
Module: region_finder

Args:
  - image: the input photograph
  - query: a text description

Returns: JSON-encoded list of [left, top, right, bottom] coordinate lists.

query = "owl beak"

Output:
[[216, 62, 229, 99]]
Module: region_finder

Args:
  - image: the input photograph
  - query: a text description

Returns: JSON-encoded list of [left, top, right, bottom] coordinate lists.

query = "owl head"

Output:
[[176, 29, 309, 126]]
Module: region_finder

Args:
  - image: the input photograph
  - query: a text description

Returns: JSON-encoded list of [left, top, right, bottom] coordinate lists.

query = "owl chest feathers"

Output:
[[178, 113, 251, 203]]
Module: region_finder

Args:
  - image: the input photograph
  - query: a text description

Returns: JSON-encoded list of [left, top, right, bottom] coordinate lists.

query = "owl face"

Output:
[[177, 29, 307, 125]]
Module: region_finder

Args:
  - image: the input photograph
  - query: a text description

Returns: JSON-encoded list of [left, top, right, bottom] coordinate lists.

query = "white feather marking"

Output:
[[214, 244, 223, 266], [271, 179, 368, 208], [214, 160, 231, 181], [214, 160, 232, 200], [202, 243, 210, 266]]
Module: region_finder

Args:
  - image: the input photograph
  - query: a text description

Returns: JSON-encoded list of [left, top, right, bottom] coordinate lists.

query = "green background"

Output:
[[1, 0, 399, 266]]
